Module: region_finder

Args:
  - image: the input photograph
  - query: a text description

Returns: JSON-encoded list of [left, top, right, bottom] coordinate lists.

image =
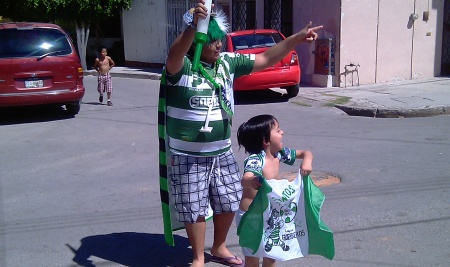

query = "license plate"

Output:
[[25, 80, 44, 88]]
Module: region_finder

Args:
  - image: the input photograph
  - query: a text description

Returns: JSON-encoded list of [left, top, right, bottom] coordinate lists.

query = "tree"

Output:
[[1, 0, 133, 70]]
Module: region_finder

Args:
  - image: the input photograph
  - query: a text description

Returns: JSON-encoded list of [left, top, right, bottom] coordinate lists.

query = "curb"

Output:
[[335, 104, 449, 118], [83, 71, 161, 80]]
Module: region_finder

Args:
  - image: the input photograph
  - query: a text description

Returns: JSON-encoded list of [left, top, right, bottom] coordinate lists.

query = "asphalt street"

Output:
[[0, 76, 449, 267]]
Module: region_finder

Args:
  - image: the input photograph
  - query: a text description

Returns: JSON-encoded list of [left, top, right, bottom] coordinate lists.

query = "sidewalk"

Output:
[[84, 66, 162, 80], [298, 77, 450, 118], [84, 67, 450, 118]]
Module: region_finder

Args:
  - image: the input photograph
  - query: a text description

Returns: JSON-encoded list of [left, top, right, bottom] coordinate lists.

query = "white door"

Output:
[[376, 0, 415, 82], [412, 0, 444, 78], [376, 0, 440, 82]]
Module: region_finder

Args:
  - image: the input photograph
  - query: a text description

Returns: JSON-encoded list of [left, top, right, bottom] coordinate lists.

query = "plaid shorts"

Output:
[[170, 149, 242, 223], [97, 73, 113, 93]]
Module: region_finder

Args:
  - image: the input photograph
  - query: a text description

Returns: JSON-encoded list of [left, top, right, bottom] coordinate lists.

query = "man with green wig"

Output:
[[159, 1, 322, 266]]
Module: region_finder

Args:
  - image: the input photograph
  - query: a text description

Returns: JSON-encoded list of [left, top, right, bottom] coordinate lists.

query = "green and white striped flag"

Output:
[[158, 70, 176, 246], [158, 70, 213, 246]]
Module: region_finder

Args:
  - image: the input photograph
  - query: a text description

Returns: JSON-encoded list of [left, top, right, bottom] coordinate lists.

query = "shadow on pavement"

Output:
[[82, 101, 105, 106], [67, 232, 194, 267], [0, 105, 74, 125], [234, 89, 290, 105]]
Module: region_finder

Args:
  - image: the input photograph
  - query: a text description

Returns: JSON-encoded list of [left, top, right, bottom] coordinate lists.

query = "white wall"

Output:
[[340, 0, 379, 85], [340, 0, 444, 86], [122, 0, 167, 65]]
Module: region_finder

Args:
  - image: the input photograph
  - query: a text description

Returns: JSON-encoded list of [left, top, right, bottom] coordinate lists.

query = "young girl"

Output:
[[235, 114, 313, 267]]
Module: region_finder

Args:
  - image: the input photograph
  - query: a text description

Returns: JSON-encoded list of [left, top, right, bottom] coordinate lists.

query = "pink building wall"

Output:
[[293, 0, 341, 85], [283, 0, 443, 86]]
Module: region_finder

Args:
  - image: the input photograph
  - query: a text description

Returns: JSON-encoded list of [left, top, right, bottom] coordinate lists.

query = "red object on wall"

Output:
[[314, 38, 335, 75]]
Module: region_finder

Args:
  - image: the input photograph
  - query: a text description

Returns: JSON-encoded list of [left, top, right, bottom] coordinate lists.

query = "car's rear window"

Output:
[[0, 27, 72, 59], [231, 33, 284, 50]]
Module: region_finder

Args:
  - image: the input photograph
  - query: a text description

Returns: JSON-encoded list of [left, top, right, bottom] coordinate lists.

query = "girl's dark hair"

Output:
[[237, 114, 278, 154]]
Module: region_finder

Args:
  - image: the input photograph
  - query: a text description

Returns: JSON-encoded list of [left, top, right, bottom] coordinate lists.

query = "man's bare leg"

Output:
[[185, 217, 206, 267], [210, 212, 243, 265]]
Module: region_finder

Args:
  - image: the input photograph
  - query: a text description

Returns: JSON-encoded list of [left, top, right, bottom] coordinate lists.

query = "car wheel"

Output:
[[285, 84, 300, 97], [66, 101, 81, 115]]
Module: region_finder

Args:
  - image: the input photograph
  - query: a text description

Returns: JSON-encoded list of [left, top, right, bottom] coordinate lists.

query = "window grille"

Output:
[[232, 0, 256, 31], [167, 0, 197, 50], [264, 0, 292, 36], [264, 0, 281, 30]]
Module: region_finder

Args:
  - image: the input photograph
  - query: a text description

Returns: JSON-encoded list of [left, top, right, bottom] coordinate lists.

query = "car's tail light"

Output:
[[291, 53, 299, 65], [77, 67, 84, 85]]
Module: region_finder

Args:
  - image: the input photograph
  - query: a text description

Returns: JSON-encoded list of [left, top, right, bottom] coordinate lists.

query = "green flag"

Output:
[[303, 175, 335, 260], [237, 174, 335, 260], [237, 177, 272, 253]]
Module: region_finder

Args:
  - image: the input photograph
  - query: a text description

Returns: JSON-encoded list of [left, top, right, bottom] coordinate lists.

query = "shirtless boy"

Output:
[[94, 47, 115, 106]]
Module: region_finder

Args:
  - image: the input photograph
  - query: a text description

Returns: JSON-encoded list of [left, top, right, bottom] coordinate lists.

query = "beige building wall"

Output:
[[340, 0, 444, 86], [340, 0, 378, 86], [376, 0, 415, 83], [122, 0, 167, 66]]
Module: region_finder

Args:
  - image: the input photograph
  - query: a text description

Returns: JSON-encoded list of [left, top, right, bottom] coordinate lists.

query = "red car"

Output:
[[0, 22, 85, 115], [225, 29, 300, 97]]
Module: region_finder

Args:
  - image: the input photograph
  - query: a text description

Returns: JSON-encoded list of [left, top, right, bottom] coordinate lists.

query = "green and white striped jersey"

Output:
[[166, 52, 255, 156]]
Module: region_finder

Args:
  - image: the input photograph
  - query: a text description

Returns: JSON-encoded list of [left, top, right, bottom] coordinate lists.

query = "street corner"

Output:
[[334, 104, 377, 117], [335, 104, 450, 118], [290, 91, 347, 108], [376, 106, 449, 118]]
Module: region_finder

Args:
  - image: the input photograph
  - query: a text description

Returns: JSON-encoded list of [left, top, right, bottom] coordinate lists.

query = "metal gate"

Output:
[[442, 0, 450, 76], [232, 0, 256, 31], [264, 0, 292, 36], [264, 0, 281, 30], [166, 0, 197, 51], [281, 0, 292, 36]]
